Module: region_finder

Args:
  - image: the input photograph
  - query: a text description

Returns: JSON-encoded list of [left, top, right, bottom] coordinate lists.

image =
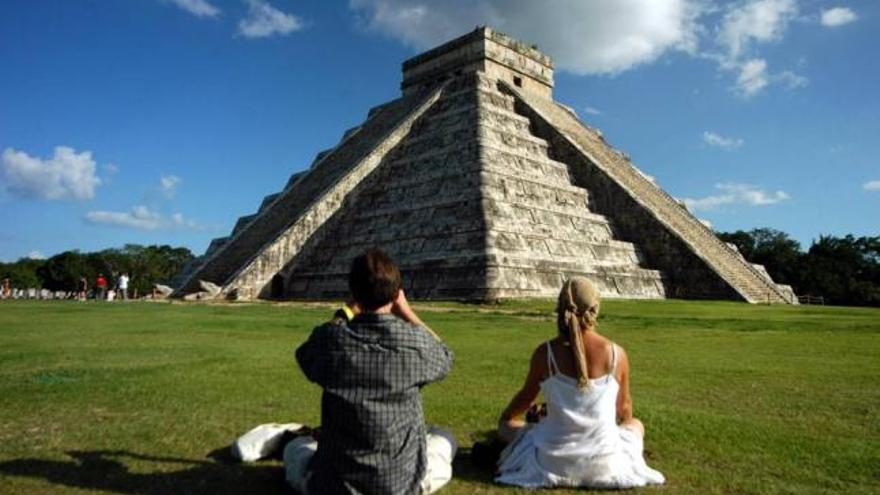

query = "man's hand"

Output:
[[391, 289, 440, 340], [390, 289, 418, 323], [345, 299, 361, 317]]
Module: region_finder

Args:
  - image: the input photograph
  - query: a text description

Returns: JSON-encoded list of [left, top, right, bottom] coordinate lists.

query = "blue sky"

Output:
[[1, 0, 877, 262]]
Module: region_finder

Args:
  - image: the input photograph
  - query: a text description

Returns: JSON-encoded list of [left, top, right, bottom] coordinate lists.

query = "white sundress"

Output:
[[495, 342, 666, 489]]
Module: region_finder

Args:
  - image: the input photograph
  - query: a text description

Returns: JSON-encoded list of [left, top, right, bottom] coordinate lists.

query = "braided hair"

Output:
[[556, 277, 601, 388]]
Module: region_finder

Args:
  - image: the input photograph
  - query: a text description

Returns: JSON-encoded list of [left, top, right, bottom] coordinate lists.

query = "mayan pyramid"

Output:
[[174, 27, 795, 304]]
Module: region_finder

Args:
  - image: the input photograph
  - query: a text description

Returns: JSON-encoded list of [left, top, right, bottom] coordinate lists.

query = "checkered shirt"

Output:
[[296, 312, 454, 494]]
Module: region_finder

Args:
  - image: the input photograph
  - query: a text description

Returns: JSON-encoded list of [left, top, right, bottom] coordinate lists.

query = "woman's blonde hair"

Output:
[[556, 277, 601, 388]]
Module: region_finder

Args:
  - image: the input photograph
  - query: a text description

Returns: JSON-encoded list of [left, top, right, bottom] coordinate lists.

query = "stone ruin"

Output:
[[174, 27, 795, 304]]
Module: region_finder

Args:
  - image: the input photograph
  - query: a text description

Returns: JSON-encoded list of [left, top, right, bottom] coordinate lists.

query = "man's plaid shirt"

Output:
[[296, 312, 454, 494]]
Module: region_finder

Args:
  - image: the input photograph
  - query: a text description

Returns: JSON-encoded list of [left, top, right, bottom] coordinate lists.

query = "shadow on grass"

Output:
[[0, 441, 503, 494], [452, 447, 496, 484], [0, 449, 289, 495], [452, 429, 504, 485]]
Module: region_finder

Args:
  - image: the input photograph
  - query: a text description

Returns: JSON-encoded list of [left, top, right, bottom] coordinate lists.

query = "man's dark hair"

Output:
[[349, 249, 402, 311]]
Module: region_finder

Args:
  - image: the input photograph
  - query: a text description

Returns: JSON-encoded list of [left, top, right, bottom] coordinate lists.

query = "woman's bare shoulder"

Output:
[[530, 339, 551, 364]]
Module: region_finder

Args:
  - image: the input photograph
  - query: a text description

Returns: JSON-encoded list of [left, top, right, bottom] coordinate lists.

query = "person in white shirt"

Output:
[[118, 273, 130, 300]]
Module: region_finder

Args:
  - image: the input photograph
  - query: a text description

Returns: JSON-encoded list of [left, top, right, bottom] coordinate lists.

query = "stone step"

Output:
[[481, 198, 614, 236], [232, 214, 257, 236], [285, 171, 306, 190], [480, 169, 590, 207], [310, 149, 333, 168], [479, 125, 552, 162], [485, 233, 643, 266], [258, 192, 281, 213], [481, 144, 572, 183], [205, 237, 229, 257], [341, 125, 362, 141], [365, 153, 586, 202]]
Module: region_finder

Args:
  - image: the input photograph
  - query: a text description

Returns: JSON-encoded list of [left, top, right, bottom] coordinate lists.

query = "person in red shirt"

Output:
[[96, 274, 108, 300]]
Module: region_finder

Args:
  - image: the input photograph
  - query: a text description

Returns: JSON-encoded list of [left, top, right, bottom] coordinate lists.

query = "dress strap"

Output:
[[608, 343, 619, 382], [546, 341, 560, 376]]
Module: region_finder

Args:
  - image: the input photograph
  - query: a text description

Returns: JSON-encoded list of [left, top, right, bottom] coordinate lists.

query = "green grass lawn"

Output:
[[0, 299, 878, 494]]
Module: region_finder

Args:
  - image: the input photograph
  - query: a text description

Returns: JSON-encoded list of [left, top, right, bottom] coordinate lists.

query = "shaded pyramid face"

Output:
[[175, 27, 794, 304]]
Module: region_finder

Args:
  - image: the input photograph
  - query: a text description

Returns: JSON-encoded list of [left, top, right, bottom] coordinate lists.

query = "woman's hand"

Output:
[[497, 417, 526, 443]]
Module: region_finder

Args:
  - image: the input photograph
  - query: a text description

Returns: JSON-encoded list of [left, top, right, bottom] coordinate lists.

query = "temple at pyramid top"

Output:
[[401, 27, 554, 99], [173, 27, 796, 304]]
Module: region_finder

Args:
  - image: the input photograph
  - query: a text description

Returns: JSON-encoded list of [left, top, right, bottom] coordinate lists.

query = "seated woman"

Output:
[[495, 277, 665, 489]]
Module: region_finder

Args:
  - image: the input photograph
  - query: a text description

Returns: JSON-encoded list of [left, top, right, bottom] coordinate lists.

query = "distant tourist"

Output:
[[286, 249, 456, 494], [96, 273, 108, 300], [117, 273, 130, 300], [1, 278, 10, 299], [77, 276, 88, 301], [494, 276, 665, 489]]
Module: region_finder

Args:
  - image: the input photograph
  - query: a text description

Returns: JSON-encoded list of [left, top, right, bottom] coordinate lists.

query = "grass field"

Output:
[[0, 299, 878, 494]]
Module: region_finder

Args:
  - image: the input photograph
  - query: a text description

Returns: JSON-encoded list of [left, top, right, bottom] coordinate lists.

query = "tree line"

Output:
[[2, 231, 878, 306], [0, 244, 194, 298], [717, 229, 880, 307]]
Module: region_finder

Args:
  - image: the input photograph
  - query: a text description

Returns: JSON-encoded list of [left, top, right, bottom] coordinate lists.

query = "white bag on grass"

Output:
[[231, 422, 304, 462]]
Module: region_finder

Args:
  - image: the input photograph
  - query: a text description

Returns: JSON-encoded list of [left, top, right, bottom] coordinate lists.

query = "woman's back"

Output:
[[498, 340, 664, 488], [545, 331, 616, 381], [537, 341, 621, 455]]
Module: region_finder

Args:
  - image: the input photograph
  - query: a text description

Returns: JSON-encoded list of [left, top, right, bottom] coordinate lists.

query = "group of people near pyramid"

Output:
[[285, 248, 665, 494]]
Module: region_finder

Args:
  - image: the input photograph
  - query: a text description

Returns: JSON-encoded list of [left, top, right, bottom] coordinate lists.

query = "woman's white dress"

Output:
[[496, 342, 665, 489]]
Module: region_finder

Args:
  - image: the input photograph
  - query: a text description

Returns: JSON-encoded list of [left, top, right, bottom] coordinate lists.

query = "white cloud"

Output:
[[734, 58, 769, 97], [583, 106, 603, 116], [703, 131, 744, 150], [170, 213, 200, 229], [863, 180, 880, 192], [165, 0, 221, 18], [718, 0, 798, 61], [160, 174, 182, 198], [238, 0, 303, 38], [712, 0, 806, 97], [821, 7, 857, 27], [349, 0, 810, 96], [350, 0, 704, 75], [103, 163, 119, 174], [85, 205, 202, 230], [86, 205, 162, 230], [683, 182, 790, 211], [775, 70, 808, 90], [1, 146, 102, 200], [26, 250, 46, 260]]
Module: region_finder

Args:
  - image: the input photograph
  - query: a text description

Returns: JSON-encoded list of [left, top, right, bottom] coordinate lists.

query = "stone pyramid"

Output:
[[174, 27, 795, 304]]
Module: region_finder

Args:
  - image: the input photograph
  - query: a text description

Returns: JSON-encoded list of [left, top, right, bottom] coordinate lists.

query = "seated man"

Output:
[[286, 249, 456, 494]]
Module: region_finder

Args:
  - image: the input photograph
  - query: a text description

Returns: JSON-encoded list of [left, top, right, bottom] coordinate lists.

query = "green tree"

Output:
[[717, 230, 756, 259], [800, 235, 880, 306], [717, 228, 803, 286], [0, 257, 44, 288], [37, 251, 91, 291]]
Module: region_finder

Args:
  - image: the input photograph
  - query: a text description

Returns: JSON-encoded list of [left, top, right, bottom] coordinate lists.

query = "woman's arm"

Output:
[[498, 344, 547, 443], [615, 346, 633, 423]]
